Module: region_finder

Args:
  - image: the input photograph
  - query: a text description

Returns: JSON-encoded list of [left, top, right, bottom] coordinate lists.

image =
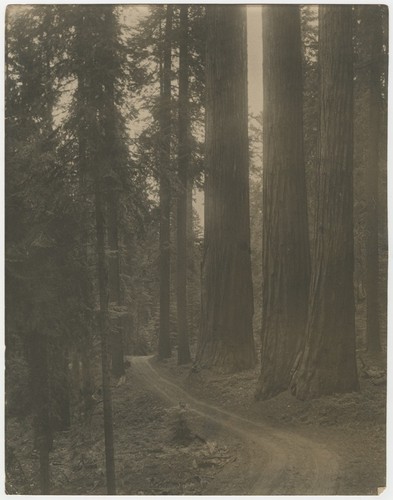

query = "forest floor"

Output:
[[6, 348, 386, 495], [155, 347, 386, 495]]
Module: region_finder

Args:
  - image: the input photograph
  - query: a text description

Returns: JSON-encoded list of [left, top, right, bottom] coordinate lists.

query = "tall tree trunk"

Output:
[[361, 6, 383, 353], [103, 9, 125, 374], [79, 203, 95, 417], [197, 5, 256, 372], [256, 5, 310, 400], [94, 177, 117, 494], [77, 46, 95, 417], [177, 5, 192, 365], [186, 178, 195, 340], [158, 5, 173, 359], [290, 6, 359, 399], [107, 190, 125, 376], [75, 5, 117, 493]]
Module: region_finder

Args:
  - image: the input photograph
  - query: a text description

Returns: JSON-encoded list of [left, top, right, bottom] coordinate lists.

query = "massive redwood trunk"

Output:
[[107, 189, 125, 377], [290, 6, 359, 399], [158, 5, 173, 360], [361, 6, 384, 353], [197, 5, 256, 372], [256, 5, 310, 400], [176, 5, 192, 365]]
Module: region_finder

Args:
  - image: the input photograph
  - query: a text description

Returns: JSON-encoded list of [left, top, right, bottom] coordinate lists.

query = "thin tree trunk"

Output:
[[79, 203, 95, 416], [76, 6, 116, 493], [290, 6, 359, 399], [256, 5, 310, 400], [197, 6, 256, 372], [186, 178, 195, 340], [80, 343, 94, 420], [107, 190, 125, 376], [77, 10, 95, 420], [177, 5, 191, 365], [94, 177, 116, 494], [158, 5, 173, 359], [103, 11, 125, 374]]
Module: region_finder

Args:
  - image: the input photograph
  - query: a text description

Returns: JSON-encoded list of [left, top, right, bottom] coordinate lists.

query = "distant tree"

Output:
[[256, 5, 310, 400], [197, 5, 256, 372], [129, 5, 206, 353], [290, 6, 359, 399]]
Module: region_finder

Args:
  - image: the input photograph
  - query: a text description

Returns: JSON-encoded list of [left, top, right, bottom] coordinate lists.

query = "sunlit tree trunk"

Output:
[[197, 5, 256, 372], [256, 5, 310, 400]]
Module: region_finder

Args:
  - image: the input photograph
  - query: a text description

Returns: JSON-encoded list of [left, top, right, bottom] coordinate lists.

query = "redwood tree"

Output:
[[357, 6, 384, 353], [256, 5, 310, 400], [197, 5, 256, 372], [290, 5, 359, 399]]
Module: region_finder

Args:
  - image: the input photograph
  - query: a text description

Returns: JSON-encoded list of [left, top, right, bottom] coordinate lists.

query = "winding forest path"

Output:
[[131, 355, 340, 495]]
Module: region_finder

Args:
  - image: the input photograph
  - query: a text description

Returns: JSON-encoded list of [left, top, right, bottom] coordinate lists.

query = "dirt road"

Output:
[[131, 355, 340, 495]]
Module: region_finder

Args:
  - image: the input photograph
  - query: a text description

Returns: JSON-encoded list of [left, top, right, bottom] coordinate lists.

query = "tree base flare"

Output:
[[197, 340, 256, 374]]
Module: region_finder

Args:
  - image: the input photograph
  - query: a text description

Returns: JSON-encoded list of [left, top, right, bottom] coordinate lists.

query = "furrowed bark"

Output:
[[197, 5, 256, 372], [290, 6, 359, 399], [256, 5, 310, 400]]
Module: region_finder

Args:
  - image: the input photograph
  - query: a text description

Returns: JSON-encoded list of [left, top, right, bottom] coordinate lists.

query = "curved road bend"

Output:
[[130, 355, 340, 495]]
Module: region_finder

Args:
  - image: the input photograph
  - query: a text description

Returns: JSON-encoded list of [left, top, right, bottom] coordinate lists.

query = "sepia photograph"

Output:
[[5, 3, 388, 495]]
